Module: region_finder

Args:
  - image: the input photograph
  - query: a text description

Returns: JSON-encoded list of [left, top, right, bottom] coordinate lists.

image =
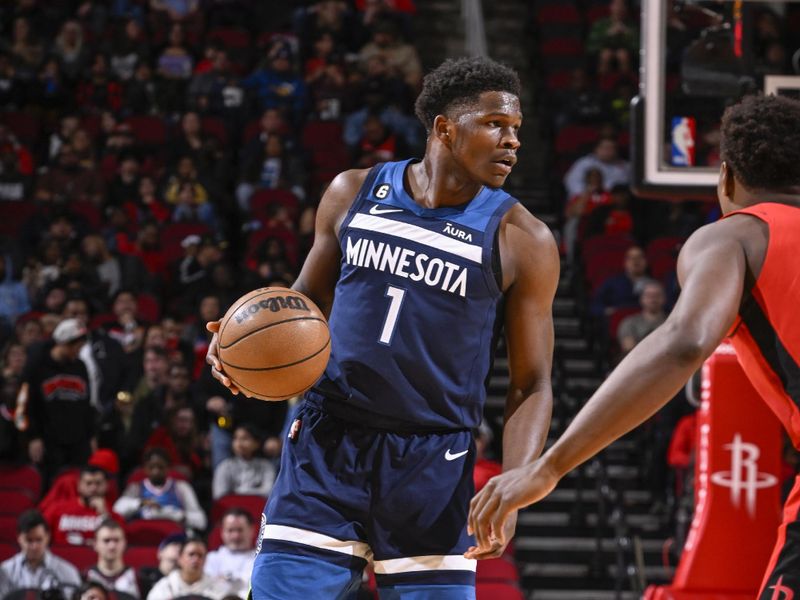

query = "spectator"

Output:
[[591, 246, 651, 318], [586, 0, 639, 74], [125, 63, 160, 115], [172, 182, 216, 226], [358, 17, 422, 90], [15, 317, 94, 476], [304, 31, 347, 120], [41, 465, 124, 546], [563, 136, 631, 200], [0, 254, 31, 337], [187, 47, 244, 117], [139, 533, 185, 597], [563, 168, 611, 262], [0, 509, 81, 596], [114, 447, 207, 531], [48, 114, 81, 164], [552, 67, 607, 129], [150, 0, 202, 27], [212, 424, 276, 500], [134, 175, 171, 224], [242, 40, 307, 125], [74, 581, 112, 600], [76, 54, 124, 114], [168, 112, 226, 176], [52, 20, 90, 83], [0, 52, 26, 110], [352, 112, 407, 167], [71, 128, 97, 169], [8, 17, 44, 73], [107, 153, 142, 208], [156, 23, 194, 113], [236, 134, 306, 212], [62, 295, 128, 410], [109, 18, 150, 82], [35, 144, 106, 207], [32, 57, 70, 111], [0, 372, 24, 462], [3, 340, 27, 379], [81, 233, 152, 301], [163, 155, 211, 207], [144, 404, 205, 478], [204, 509, 256, 598], [617, 280, 667, 354], [106, 289, 146, 356], [146, 539, 233, 600], [86, 519, 141, 598]]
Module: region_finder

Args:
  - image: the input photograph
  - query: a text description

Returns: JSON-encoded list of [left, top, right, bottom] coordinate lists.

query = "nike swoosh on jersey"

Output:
[[369, 204, 404, 215], [444, 449, 469, 461]]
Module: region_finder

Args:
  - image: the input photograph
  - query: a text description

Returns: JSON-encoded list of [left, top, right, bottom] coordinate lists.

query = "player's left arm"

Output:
[[466, 205, 560, 559]]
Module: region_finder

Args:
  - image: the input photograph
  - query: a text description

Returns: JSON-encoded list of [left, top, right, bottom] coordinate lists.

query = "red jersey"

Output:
[[42, 499, 124, 546], [725, 203, 800, 447]]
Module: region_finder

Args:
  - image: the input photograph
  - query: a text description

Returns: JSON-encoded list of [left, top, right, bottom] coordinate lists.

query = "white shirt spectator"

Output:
[[212, 456, 275, 500], [204, 546, 255, 598], [114, 477, 208, 531], [1, 550, 81, 595], [146, 568, 233, 600]]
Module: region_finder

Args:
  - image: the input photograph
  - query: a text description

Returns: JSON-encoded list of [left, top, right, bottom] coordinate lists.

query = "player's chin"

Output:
[[481, 163, 513, 188]]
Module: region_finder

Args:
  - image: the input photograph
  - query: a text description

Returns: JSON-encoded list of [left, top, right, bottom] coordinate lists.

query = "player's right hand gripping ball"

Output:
[[218, 287, 330, 401]]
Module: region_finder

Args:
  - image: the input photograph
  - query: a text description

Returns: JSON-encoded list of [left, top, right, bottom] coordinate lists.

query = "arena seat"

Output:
[[124, 545, 159, 569], [249, 189, 300, 220], [125, 115, 169, 146], [0, 541, 15, 561], [0, 490, 35, 515], [0, 463, 42, 501], [51, 543, 96, 571], [124, 519, 184, 546], [210, 494, 266, 526], [0, 516, 16, 543]]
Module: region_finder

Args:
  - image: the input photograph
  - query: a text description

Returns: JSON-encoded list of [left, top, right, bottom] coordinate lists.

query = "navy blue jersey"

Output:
[[310, 159, 517, 431]]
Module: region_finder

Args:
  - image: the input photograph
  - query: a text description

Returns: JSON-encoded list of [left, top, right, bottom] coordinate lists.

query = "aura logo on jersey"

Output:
[[234, 295, 310, 324], [710, 433, 779, 518], [442, 223, 473, 242], [345, 236, 468, 297]]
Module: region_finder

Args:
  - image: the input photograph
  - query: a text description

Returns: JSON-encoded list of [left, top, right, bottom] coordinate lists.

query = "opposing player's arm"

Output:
[[466, 206, 559, 559], [467, 218, 754, 553], [206, 168, 370, 394]]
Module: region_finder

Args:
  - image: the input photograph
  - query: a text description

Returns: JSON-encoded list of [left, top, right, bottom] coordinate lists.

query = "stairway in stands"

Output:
[[484, 243, 676, 598]]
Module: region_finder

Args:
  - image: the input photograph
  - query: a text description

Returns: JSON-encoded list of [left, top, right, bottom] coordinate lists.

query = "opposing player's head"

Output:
[[415, 57, 521, 188], [718, 94, 800, 214]]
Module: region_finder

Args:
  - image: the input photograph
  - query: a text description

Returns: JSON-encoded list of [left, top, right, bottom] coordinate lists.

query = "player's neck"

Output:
[[407, 153, 483, 209]]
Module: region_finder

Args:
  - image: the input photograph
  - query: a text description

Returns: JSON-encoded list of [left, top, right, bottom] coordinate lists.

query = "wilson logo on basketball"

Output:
[[235, 295, 310, 324]]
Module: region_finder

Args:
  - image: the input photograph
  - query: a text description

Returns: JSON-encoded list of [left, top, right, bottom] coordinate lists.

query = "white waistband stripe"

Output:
[[262, 524, 372, 560], [349, 213, 482, 264], [373, 555, 477, 574]]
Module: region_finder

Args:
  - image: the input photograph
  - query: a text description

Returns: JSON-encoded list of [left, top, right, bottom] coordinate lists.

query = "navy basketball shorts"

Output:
[[251, 401, 478, 599]]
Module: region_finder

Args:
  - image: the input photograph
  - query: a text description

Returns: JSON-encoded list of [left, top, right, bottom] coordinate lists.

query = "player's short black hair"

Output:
[[18, 509, 48, 534], [720, 94, 800, 191], [414, 57, 521, 133]]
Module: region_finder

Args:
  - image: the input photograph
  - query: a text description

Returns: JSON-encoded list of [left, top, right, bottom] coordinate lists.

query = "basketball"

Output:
[[218, 287, 330, 401]]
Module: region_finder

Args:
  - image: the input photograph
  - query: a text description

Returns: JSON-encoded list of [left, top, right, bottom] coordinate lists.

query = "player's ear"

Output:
[[718, 161, 735, 204], [433, 115, 452, 147]]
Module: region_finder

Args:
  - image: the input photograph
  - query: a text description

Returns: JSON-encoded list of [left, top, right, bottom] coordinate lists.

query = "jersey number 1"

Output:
[[379, 285, 406, 345]]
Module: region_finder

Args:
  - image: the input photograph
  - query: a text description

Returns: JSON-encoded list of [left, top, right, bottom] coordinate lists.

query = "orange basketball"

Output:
[[218, 287, 330, 401]]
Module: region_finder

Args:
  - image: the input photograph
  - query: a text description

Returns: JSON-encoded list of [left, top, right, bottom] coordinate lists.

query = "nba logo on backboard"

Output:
[[671, 116, 696, 167]]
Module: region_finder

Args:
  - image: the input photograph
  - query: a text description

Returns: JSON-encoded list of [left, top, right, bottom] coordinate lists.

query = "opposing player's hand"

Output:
[[205, 320, 244, 396], [465, 458, 561, 559]]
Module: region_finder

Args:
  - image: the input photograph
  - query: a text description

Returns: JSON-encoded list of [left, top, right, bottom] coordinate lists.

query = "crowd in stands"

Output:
[[0, 0, 438, 598]]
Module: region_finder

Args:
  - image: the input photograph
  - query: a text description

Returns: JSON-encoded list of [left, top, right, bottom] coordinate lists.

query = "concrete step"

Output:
[[553, 316, 582, 337]]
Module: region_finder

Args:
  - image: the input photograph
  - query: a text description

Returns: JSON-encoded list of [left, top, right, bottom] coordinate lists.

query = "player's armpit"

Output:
[[291, 169, 371, 316]]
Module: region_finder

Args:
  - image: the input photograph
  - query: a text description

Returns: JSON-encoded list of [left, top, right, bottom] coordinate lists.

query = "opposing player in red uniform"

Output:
[[467, 94, 800, 596]]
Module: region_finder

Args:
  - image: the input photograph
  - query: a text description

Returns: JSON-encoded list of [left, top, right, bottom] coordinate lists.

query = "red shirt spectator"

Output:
[[42, 465, 124, 546]]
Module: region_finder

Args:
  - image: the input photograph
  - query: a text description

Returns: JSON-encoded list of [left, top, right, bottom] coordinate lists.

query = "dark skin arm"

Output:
[[206, 169, 369, 394], [465, 205, 560, 559], [467, 214, 767, 552]]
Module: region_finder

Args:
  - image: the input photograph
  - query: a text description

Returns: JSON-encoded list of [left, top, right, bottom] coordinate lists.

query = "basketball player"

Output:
[[206, 57, 559, 598], [467, 94, 800, 597]]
